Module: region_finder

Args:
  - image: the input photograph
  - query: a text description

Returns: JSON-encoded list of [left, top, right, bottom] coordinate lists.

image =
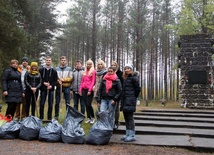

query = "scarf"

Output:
[[103, 73, 117, 93], [30, 69, 39, 75], [96, 69, 106, 76]]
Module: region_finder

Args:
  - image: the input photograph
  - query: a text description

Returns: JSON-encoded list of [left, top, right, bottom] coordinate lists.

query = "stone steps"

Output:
[[110, 109, 214, 150]]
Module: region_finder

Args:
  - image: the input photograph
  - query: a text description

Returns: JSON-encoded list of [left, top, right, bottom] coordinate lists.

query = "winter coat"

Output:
[[2, 67, 22, 103], [56, 65, 73, 88], [93, 69, 107, 98], [96, 78, 122, 103], [70, 67, 84, 92], [24, 72, 42, 91], [121, 73, 141, 112], [39, 66, 57, 91]]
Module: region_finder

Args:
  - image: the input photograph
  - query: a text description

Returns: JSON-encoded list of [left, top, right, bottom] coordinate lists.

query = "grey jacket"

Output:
[[70, 67, 84, 92]]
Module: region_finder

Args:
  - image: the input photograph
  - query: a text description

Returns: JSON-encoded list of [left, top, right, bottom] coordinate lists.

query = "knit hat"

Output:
[[21, 57, 28, 62], [124, 64, 133, 70], [31, 62, 38, 67]]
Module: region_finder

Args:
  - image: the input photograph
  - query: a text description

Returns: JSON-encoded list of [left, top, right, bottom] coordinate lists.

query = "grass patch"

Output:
[[0, 99, 181, 136]]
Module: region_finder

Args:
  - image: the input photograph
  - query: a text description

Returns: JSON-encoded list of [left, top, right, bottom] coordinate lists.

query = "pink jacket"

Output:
[[79, 70, 96, 93]]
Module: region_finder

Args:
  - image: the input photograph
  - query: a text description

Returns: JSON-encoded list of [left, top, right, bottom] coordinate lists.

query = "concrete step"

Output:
[[120, 120, 214, 129], [135, 112, 214, 118], [114, 126, 214, 138], [138, 109, 214, 114], [111, 109, 214, 150], [134, 115, 214, 123]]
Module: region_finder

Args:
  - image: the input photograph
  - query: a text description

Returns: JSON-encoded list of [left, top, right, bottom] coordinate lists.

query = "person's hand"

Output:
[[44, 82, 50, 87], [87, 92, 91, 96], [31, 87, 37, 93], [47, 85, 52, 90], [79, 92, 82, 96], [3, 91, 8, 96], [70, 91, 73, 95], [22, 93, 25, 97], [111, 100, 115, 105]]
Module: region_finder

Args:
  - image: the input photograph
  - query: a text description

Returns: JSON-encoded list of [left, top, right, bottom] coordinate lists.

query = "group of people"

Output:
[[2, 56, 141, 142]]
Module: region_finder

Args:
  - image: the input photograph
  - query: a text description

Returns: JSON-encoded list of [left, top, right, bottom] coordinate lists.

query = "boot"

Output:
[[120, 130, 130, 141], [124, 130, 136, 142]]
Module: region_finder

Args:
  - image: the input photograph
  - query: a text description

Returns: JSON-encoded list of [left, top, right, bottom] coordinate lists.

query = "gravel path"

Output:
[[0, 139, 212, 155]]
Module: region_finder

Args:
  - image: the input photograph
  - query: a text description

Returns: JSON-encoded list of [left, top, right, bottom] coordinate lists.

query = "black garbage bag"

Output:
[[0, 121, 20, 139], [62, 105, 85, 144], [86, 110, 113, 145], [19, 116, 42, 140], [39, 119, 62, 142]]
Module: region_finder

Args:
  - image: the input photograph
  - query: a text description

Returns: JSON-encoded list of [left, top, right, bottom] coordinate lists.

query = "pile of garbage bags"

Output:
[[0, 105, 113, 145]]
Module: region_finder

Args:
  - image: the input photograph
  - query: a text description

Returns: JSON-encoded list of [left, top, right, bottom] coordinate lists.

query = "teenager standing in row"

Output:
[[55, 56, 73, 120], [70, 60, 85, 114], [15, 57, 30, 120], [120, 64, 141, 142], [79, 59, 96, 124], [39, 56, 57, 120], [96, 66, 122, 128], [25, 62, 42, 117]]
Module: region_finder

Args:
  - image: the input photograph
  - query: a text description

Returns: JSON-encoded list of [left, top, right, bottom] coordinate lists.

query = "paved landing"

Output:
[[110, 109, 214, 151]]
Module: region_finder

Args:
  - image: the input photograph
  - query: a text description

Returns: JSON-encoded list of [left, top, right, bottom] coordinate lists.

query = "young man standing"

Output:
[[15, 57, 30, 121], [55, 56, 72, 120], [39, 56, 57, 120], [70, 60, 85, 114]]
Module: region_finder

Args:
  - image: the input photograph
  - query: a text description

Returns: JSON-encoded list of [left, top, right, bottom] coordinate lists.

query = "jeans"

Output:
[[40, 89, 54, 120], [82, 89, 94, 119], [73, 91, 85, 114], [100, 99, 117, 127], [55, 86, 70, 118], [123, 111, 135, 130]]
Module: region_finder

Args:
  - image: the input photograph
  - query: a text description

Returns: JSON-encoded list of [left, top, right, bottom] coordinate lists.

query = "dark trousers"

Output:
[[73, 91, 85, 114], [6, 102, 17, 118], [123, 111, 135, 130], [55, 86, 70, 118], [114, 101, 120, 124], [82, 89, 94, 119], [40, 89, 54, 120], [25, 89, 39, 117]]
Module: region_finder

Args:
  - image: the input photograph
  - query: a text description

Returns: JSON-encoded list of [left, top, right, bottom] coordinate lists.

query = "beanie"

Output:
[[124, 64, 133, 70], [31, 62, 38, 67], [21, 57, 28, 62]]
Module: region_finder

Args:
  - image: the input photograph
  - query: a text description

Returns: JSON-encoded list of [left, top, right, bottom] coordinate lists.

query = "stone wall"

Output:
[[178, 34, 214, 108]]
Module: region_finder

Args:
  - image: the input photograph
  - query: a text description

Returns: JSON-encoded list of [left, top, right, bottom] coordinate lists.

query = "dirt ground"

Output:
[[0, 139, 213, 155]]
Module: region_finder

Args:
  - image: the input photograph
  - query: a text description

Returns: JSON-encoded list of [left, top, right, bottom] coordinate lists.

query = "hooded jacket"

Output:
[[70, 67, 84, 92], [121, 72, 141, 112]]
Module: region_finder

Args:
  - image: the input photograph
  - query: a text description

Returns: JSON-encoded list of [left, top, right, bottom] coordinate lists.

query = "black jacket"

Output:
[[121, 73, 141, 112], [2, 67, 22, 103], [96, 78, 122, 103], [39, 67, 57, 91], [24, 71, 42, 92]]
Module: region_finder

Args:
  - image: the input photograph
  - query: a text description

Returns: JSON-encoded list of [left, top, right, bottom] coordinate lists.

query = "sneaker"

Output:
[[85, 118, 91, 123], [90, 118, 95, 124]]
